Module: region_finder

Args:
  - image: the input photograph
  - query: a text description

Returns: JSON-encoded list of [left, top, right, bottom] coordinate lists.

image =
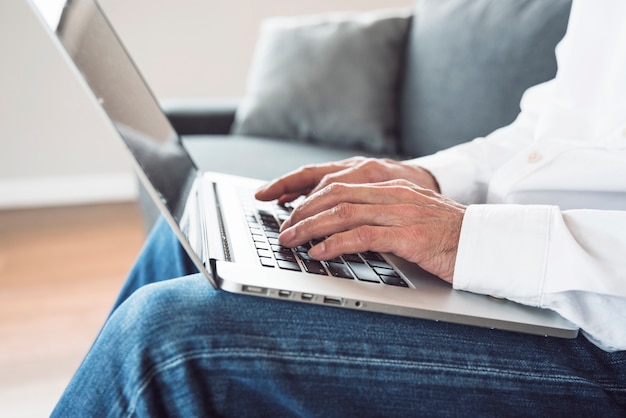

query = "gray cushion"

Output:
[[231, 10, 411, 155], [400, 0, 572, 157]]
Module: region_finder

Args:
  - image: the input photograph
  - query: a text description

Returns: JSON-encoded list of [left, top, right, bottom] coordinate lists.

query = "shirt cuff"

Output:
[[453, 204, 557, 307]]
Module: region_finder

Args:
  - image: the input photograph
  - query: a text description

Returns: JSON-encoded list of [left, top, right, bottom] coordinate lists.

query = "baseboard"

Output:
[[0, 172, 138, 209]]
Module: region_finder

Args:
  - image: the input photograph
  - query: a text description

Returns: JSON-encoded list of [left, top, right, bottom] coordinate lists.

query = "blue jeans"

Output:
[[53, 219, 626, 416]]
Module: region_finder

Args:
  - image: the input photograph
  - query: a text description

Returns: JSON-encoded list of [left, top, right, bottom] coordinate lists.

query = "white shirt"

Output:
[[411, 0, 626, 352]]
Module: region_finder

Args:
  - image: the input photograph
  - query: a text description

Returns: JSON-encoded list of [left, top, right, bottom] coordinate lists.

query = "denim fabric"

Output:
[[111, 218, 199, 312], [53, 219, 626, 416]]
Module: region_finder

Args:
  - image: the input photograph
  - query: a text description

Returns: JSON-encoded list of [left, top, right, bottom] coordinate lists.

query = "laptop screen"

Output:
[[32, 0, 197, 223]]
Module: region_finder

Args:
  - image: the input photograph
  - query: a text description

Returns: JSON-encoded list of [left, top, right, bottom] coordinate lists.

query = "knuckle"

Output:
[[396, 179, 414, 187], [289, 205, 303, 222], [346, 156, 366, 164], [388, 179, 414, 191], [319, 173, 337, 187], [359, 158, 381, 171], [357, 158, 389, 182], [385, 184, 418, 203], [291, 217, 316, 242], [393, 184, 414, 199], [396, 202, 415, 214], [331, 202, 355, 220], [323, 182, 346, 197], [297, 164, 316, 175], [354, 225, 376, 245], [324, 233, 345, 252]]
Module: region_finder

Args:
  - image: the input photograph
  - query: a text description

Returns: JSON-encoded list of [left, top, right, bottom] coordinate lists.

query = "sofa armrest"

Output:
[[159, 98, 239, 136]]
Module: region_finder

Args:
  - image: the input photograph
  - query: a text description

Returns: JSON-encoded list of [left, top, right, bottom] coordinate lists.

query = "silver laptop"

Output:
[[33, 0, 578, 338]]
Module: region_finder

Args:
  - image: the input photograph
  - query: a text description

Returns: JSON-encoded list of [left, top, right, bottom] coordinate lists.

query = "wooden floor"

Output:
[[0, 202, 145, 417]]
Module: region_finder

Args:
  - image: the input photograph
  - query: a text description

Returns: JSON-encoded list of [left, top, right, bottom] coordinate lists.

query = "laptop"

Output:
[[32, 0, 578, 338]]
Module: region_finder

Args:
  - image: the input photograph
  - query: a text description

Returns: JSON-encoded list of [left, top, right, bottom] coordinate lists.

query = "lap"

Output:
[[64, 274, 626, 416]]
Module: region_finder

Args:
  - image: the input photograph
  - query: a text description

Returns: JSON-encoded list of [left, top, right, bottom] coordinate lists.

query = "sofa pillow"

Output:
[[400, 0, 572, 157], [231, 10, 411, 155]]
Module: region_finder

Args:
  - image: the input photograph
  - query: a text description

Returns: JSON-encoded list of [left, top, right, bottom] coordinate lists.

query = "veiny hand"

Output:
[[277, 180, 466, 284], [255, 157, 440, 205]]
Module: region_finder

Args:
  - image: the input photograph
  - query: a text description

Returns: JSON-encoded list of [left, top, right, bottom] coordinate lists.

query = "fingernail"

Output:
[[308, 241, 325, 259]]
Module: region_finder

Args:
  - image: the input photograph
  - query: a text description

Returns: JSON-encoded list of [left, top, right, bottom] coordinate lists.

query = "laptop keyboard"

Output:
[[241, 193, 408, 287]]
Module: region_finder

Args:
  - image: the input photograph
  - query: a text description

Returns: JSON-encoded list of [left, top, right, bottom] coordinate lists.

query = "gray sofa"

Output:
[[142, 0, 572, 230]]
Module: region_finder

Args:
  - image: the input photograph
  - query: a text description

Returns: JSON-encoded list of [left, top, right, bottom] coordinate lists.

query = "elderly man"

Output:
[[53, 1, 625, 415]]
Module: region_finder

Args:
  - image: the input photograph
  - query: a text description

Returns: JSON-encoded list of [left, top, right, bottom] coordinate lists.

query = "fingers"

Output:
[[306, 224, 459, 284], [279, 197, 425, 250], [308, 158, 386, 196], [255, 157, 440, 205], [254, 165, 320, 202], [279, 202, 400, 248], [254, 157, 366, 203], [281, 180, 428, 231], [307, 225, 398, 260], [307, 158, 440, 196], [276, 181, 465, 282]]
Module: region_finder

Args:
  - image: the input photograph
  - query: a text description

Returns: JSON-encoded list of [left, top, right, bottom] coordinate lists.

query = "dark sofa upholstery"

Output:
[[141, 0, 572, 230]]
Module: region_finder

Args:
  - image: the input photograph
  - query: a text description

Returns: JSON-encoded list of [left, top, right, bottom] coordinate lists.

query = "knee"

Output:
[[110, 274, 212, 342]]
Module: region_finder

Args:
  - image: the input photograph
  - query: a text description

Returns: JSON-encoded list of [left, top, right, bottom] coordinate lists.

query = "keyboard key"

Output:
[[326, 262, 354, 279], [274, 252, 296, 262], [257, 249, 272, 258], [347, 262, 380, 283], [272, 245, 292, 254], [302, 259, 328, 275], [249, 227, 263, 235], [242, 196, 370, 278], [296, 243, 311, 252], [261, 217, 279, 226], [380, 275, 408, 287], [373, 267, 399, 277], [343, 254, 363, 263], [251, 234, 266, 243], [367, 259, 394, 269], [361, 251, 385, 262], [277, 260, 301, 271], [264, 224, 280, 233], [296, 251, 315, 261], [259, 257, 275, 268]]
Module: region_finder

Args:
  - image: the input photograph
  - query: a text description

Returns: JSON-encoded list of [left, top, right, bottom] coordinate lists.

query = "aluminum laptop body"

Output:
[[32, 0, 578, 338]]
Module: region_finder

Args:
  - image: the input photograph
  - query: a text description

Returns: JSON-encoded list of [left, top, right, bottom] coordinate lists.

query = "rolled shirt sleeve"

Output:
[[454, 205, 626, 351], [405, 0, 626, 351]]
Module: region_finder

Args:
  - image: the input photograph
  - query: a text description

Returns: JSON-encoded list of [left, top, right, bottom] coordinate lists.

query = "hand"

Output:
[[278, 180, 466, 284], [255, 157, 440, 205]]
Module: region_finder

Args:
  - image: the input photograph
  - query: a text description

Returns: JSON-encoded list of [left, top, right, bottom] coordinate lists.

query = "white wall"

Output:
[[0, 0, 412, 208]]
